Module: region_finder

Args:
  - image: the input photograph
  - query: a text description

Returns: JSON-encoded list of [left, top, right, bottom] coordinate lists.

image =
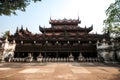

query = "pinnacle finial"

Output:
[[26, 27, 29, 32], [50, 16, 52, 20], [21, 25, 23, 30], [16, 27, 19, 33], [78, 16, 80, 20], [91, 24, 93, 27]]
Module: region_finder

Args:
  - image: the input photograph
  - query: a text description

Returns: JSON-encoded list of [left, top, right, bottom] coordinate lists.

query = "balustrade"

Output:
[[8, 57, 104, 63]]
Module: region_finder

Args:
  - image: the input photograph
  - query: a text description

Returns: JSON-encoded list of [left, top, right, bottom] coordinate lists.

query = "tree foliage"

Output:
[[103, 0, 120, 38], [0, 0, 41, 16], [1, 31, 10, 39]]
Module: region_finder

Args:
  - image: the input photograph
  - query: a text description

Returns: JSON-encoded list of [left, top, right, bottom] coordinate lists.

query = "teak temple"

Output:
[[0, 18, 120, 62]]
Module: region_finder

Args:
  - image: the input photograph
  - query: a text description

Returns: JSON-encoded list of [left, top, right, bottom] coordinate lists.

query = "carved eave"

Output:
[[39, 25, 93, 33], [10, 27, 35, 41], [35, 32, 109, 41], [49, 18, 81, 25], [39, 26, 44, 33]]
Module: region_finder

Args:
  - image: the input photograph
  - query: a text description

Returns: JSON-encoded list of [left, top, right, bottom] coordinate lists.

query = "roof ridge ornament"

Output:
[[16, 27, 19, 33], [78, 16, 80, 21], [21, 25, 23, 30], [26, 27, 29, 32], [91, 24, 93, 28]]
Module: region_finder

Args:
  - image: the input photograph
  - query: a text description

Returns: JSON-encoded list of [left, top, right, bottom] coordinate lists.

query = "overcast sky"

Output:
[[0, 0, 115, 36]]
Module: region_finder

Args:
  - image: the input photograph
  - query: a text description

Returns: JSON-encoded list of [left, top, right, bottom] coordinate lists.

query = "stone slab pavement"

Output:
[[0, 62, 120, 80]]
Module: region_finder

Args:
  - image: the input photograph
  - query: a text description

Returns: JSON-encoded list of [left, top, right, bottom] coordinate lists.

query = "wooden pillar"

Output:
[[56, 52, 58, 58], [17, 52, 20, 58], [44, 52, 46, 58]]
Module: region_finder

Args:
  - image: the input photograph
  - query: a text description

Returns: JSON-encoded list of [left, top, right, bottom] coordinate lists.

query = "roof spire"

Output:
[[91, 24, 93, 27], [21, 25, 23, 30], [77, 12, 80, 20], [50, 16, 52, 20], [26, 27, 29, 32], [78, 16, 79, 21], [16, 27, 19, 33], [39, 25, 41, 31], [91, 24, 93, 30]]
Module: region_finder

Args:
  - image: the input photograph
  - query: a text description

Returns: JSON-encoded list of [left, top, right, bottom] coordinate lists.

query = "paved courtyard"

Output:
[[0, 62, 120, 80]]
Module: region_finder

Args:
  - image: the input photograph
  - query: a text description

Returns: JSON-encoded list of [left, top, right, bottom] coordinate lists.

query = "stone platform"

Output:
[[0, 62, 120, 80]]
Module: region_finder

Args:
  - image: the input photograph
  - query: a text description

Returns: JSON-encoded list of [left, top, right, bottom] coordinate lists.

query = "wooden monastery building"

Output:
[[5, 18, 111, 62], [3, 18, 120, 63]]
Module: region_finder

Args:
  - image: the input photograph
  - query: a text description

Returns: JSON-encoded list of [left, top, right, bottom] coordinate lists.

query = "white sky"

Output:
[[0, 0, 115, 36]]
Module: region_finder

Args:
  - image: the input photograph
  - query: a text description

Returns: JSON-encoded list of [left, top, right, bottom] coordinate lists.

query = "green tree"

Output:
[[0, 0, 41, 16], [1, 31, 10, 39], [103, 0, 120, 38]]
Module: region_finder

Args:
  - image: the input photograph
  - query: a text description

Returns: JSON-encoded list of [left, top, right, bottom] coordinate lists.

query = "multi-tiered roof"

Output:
[[9, 18, 109, 42], [8, 18, 110, 53]]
